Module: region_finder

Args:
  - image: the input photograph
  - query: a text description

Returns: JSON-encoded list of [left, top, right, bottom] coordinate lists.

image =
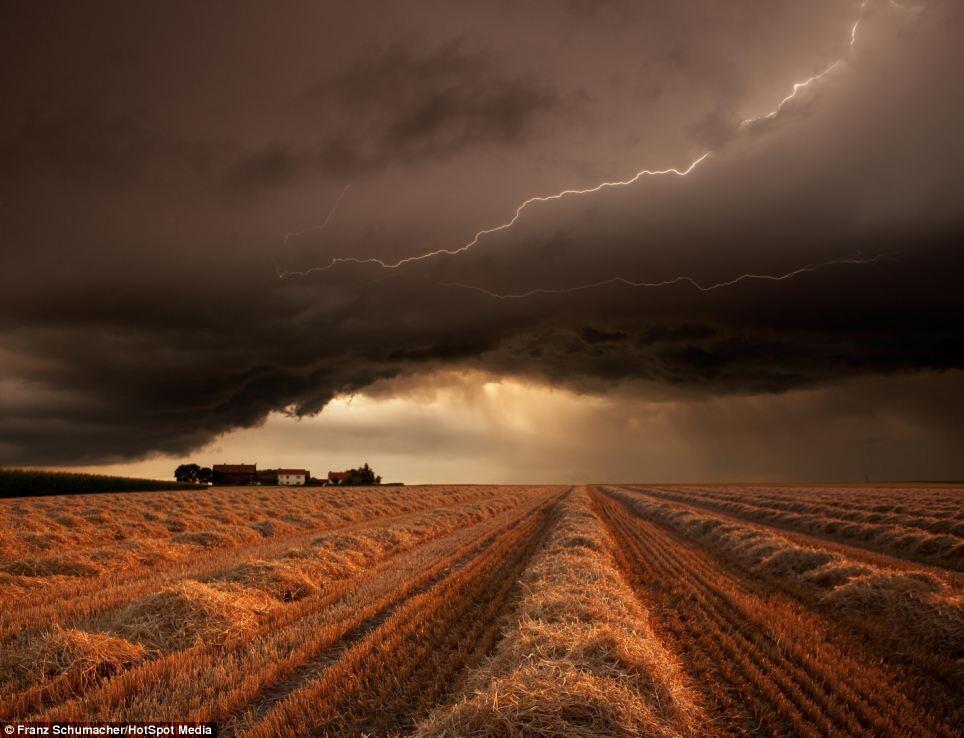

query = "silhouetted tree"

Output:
[[197, 467, 213, 484], [343, 462, 381, 486], [174, 463, 201, 483]]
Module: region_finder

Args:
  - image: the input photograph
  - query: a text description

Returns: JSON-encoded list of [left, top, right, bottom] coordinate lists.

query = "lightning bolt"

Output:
[[432, 255, 892, 299], [282, 183, 351, 247], [738, 0, 920, 128], [276, 183, 351, 278], [740, 59, 845, 128], [277, 154, 711, 277], [280, 0, 918, 295], [739, 0, 873, 128]]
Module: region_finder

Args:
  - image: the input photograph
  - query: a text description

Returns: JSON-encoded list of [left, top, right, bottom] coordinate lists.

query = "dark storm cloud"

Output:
[[1, 0, 963, 469], [304, 40, 560, 176], [0, 112, 221, 187], [224, 146, 300, 193], [580, 326, 627, 344]]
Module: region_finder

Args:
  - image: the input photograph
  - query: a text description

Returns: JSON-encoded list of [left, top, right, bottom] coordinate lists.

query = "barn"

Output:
[[211, 464, 257, 485]]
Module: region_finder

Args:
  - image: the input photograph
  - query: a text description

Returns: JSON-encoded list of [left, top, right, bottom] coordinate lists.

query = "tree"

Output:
[[197, 467, 213, 484], [343, 462, 381, 486], [174, 463, 201, 483]]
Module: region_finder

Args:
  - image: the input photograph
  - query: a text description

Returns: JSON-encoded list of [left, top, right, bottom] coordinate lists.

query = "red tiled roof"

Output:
[[277, 469, 307, 475]]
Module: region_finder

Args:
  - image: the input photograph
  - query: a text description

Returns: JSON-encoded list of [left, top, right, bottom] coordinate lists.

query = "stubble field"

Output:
[[0, 483, 961, 737]]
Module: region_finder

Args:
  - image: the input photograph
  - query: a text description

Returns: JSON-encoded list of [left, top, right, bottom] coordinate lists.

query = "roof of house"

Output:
[[212, 464, 257, 473], [277, 468, 308, 475], [328, 470, 350, 480]]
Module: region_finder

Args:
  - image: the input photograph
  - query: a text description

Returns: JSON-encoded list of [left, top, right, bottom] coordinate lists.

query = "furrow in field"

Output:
[[0, 489, 537, 647], [609, 485, 964, 685], [634, 487, 964, 587], [649, 485, 964, 533], [217, 492, 558, 734], [680, 485, 964, 521], [0, 486, 519, 637], [234, 494, 559, 738], [0, 486, 483, 604], [2, 491, 553, 720], [641, 485, 964, 571], [415, 487, 705, 738], [592, 488, 957, 738], [0, 486, 521, 564], [725, 490, 964, 537], [35, 493, 552, 726]]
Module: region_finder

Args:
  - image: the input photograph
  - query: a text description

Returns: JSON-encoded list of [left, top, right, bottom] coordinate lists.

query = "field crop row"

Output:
[[1, 488, 556, 720], [2, 483, 959, 735], [0, 486, 535, 641], [0, 485, 525, 607], [606, 488, 963, 664], [667, 484, 963, 519], [415, 487, 703, 738], [592, 488, 959, 737], [635, 485, 964, 569], [30, 493, 555, 729], [235, 493, 558, 737]]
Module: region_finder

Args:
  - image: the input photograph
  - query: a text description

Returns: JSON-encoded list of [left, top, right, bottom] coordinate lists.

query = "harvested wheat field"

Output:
[[1, 483, 961, 737]]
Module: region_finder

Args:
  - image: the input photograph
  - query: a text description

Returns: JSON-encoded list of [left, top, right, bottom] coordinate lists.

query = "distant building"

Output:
[[278, 468, 309, 486], [256, 468, 279, 486], [328, 470, 350, 485], [211, 464, 257, 485]]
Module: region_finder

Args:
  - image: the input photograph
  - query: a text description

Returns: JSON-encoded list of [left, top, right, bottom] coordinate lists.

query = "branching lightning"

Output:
[[279, 0, 916, 296], [738, 0, 875, 127], [276, 183, 351, 278], [433, 255, 892, 299], [282, 183, 351, 247], [739, 59, 845, 128], [277, 154, 711, 277]]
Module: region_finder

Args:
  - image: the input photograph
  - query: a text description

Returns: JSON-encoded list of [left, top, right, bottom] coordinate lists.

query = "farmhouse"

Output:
[[211, 464, 257, 485], [328, 470, 350, 485], [278, 468, 309, 486]]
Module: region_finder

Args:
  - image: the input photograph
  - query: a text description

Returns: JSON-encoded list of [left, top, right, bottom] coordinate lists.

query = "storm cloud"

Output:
[[1, 0, 962, 474]]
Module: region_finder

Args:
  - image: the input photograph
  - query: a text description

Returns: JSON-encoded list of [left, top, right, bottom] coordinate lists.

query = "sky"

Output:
[[1, 0, 962, 483]]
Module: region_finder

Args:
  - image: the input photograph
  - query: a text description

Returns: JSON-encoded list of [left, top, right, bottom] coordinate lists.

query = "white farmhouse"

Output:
[[277, 468, 308, 486]]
